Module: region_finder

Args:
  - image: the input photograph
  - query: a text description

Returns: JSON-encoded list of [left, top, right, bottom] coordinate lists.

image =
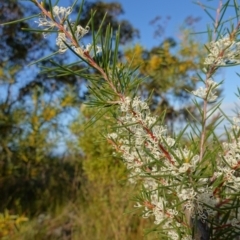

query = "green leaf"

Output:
[[1, 14, 41, 26]]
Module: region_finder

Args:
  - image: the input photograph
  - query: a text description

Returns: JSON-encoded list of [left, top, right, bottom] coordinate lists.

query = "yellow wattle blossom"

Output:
[[61, 95, 74, 107], [31, 115, 39, 126], [42, 107, 57, 121], [149, 55, 162, 71], [125, 44, 144, 69]]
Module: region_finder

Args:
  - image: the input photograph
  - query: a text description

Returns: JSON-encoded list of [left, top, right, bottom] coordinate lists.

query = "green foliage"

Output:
[[0, 89, 83, 215]]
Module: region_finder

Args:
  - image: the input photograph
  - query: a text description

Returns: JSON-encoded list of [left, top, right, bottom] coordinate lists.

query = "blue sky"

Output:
[[103, 0, 209, 47]]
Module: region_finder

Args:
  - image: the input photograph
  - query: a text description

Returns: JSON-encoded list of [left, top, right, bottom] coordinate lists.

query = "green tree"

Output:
[[0, 0, 137, 217]]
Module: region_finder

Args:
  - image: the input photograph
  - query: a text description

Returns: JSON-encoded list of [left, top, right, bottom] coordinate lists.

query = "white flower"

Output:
[[134, 202, 142, 208], [178, 188, 196, 201], [36, 6, 72, 31], [36, 5, 89, 53], [197, 190, 217, 210], [231, 218, 239, 227], [96, 45, 102, 54], [82, 43, 102, 54], [83, 43, 92, 53], [120, 97, 131, 112], [233, 116, 240, 124], [55, 24, 89, 53], [204, 36, 240, 66], [56, 32, 68, 53], [179, 163, 191, 173], [192, 78, 218, 102], [232, 116, 240, 132], [37, 16, 55, 29], [132, 97, 149, 110], [107, 133, 118, 140], [52, 6, 72, 21], [75, 25, 90, 40]]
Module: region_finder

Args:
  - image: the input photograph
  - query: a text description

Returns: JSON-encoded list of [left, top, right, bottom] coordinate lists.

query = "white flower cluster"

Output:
[[204, 119, 240, 231], [204, 35, 240, 66], [108, 98, 240, 237], [177, 183, 218, 224], [232, 116, 240, 133], [107, 96, 204, 238], [192, 78, 218, 102], [55, 24, 90, 53], [36, 5, 101, 55], [216, 139, 240, 194], [36, 6, 73, 35]]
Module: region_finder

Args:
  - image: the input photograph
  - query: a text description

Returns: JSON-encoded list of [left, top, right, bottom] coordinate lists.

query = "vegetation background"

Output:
[[0, 0, 216, 239]]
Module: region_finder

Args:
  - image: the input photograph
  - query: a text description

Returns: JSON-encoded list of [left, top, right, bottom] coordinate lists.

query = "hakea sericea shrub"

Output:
[[4, 0, 240, 239]]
